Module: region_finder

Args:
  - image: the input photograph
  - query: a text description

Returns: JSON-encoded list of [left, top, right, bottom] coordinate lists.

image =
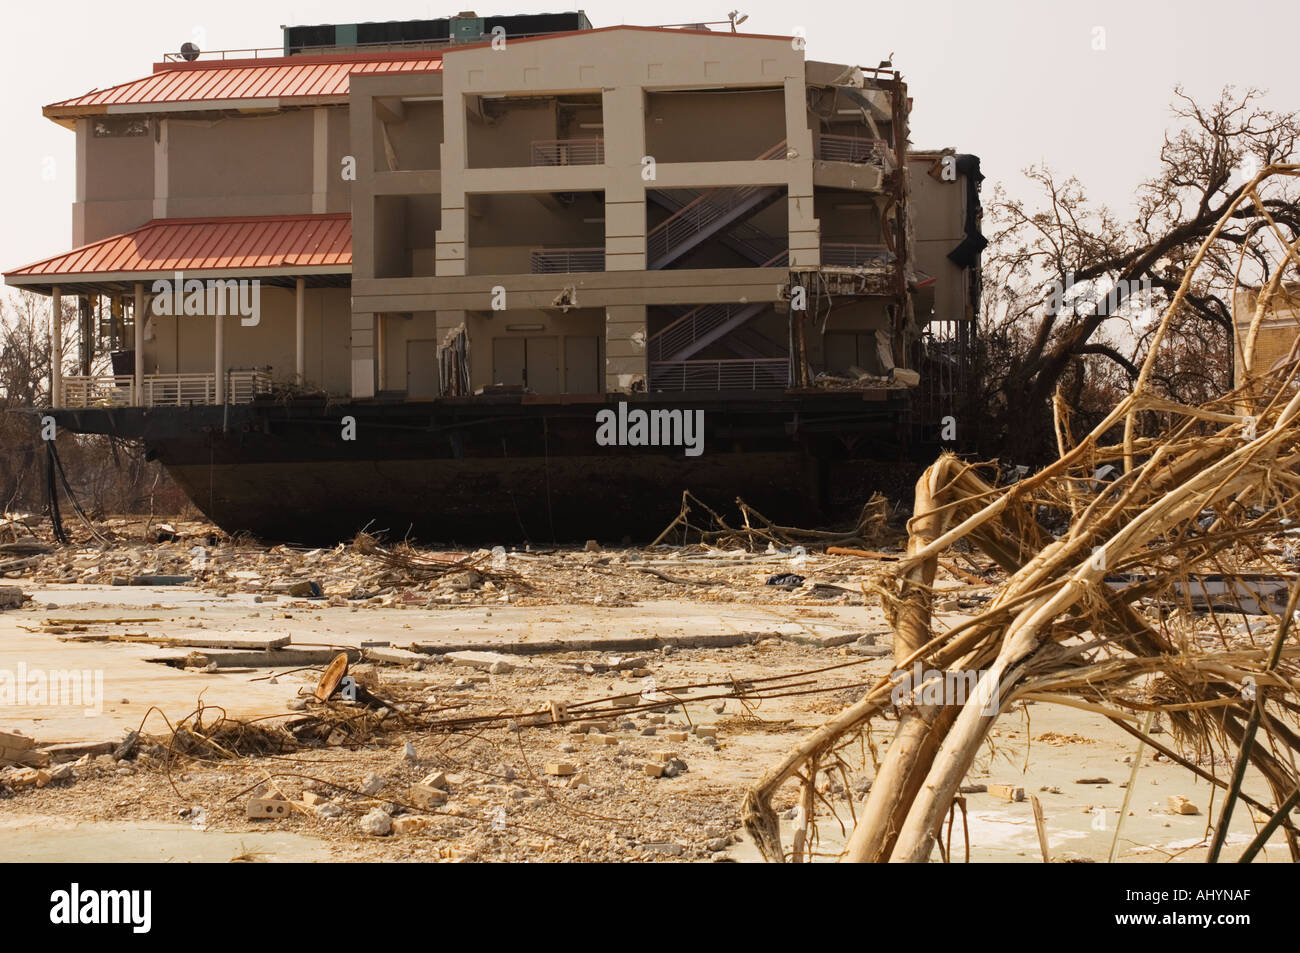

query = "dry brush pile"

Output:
[[744, 163, 1300, 863]]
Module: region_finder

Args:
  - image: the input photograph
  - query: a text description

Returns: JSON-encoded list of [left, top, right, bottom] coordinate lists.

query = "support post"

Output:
[[133, 282, 144, 405], [214, 312, 225, 404], [50, 286, 62, 407], [295, 277, 305, 385]]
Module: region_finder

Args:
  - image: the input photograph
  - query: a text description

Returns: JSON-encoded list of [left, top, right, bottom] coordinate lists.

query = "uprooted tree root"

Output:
[[744, 162, 1300, 863]]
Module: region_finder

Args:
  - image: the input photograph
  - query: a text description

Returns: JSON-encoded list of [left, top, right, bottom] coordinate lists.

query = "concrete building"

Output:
[[7, 12, 979, 408], [4, 13, 983, 542], [1234, 283, 1300, 384]]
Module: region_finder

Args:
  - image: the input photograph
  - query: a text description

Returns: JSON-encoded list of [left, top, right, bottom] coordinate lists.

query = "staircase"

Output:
[[646, 189, 783, 265], [647, 250, 789, 362], [645, 140, 788, 270]]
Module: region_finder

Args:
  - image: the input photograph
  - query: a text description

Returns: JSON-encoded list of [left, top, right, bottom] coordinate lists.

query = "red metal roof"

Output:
[[5, 214, 351, 283], [45, 52, 442, 115]]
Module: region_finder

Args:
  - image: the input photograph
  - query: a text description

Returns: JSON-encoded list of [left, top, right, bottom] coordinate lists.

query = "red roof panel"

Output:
[[46, 53, 442, 114], [5, 214, 351, 281]]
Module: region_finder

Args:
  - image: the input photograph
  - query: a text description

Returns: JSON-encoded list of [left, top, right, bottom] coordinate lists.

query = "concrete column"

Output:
[[435, 90, 468, 277], [605, 304, 647, 394], [214, 312, 225, 404], [133, 282, 144, 405], [50, 286, 61, 407], [784, 76, 820, 268], [351, 312, 376, 399], [376, 314, 388, 391], [295, 278, 306, 385], [602, 86, 647, 272]]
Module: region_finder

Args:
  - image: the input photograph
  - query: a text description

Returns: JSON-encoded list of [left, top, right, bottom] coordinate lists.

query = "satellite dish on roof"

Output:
[[179, 42, 201, 62]]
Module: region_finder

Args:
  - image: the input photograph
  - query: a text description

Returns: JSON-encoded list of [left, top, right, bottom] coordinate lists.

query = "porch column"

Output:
[[50, 286, 62, 407], [214, 311, 226, 404], [295, 277, 305, 385], [133, 282, 144, 405]]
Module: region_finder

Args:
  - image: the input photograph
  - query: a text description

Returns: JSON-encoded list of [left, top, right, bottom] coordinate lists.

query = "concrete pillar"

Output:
[[784, 76, 820, 268], [435, 92, 468, 277], [376, 314, 388, 391], [133, 282, 144, 405], [50, 286, 61, 407], [214, 312, 225, 404], [295, 278, 306, 385], [602, 86, 647, 272], [605, 304, 647, 394], [351, 312, 376, 399]]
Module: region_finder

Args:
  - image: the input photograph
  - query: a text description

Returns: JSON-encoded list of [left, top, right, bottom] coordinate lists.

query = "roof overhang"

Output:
[[5, 213, 352, 296]]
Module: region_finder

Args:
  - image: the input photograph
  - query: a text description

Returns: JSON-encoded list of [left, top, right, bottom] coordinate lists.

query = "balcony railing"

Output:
[[648, 250, 788, 361], [59, 370, 272, 408], [530, 247, 606, 274], [645, 140, 788, 266], [818, 134, 889, 164], [821, 242, 894, 268], [649, 358, 789, 392], [530, 137, 605, 166]]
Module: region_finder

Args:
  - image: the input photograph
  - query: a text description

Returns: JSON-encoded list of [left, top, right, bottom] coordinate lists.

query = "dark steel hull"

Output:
[[49, 391, 918, 545]]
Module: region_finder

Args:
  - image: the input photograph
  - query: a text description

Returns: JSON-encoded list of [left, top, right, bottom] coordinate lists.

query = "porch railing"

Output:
[[59, 370, 272, 408], [649, 358, 789, 392], [818, 134, 889, 164], [529, 247, 606, 273], [821, 242, 894, 268], [530, 137, 605, 166]]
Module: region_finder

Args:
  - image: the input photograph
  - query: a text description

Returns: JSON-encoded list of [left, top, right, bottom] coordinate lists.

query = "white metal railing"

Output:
[[530, 137, 605, 166], [819, 134, 889, 164], [648, 250, 788, 361], [60, 375, 133, 408], [59, 370, 272, 408], [529, 247, 606, 273], [649, 358, 789, 392], [645, 140, 787, 266], [821, 242, 894, 268]]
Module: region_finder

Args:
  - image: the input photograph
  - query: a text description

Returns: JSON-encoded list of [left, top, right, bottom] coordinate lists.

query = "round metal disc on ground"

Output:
[[315, 652, 349, 701]]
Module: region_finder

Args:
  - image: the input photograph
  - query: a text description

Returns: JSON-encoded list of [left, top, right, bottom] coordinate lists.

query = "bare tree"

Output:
[[973, 86, 1300, 460]]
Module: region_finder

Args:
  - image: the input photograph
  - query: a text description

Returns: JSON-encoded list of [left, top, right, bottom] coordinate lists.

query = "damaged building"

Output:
[[5, 13, 983, 542]]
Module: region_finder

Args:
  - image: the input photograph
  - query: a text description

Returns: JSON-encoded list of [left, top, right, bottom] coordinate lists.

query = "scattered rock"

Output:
[[1168, 795, 1199, 815], [359, 808, 393, 836]]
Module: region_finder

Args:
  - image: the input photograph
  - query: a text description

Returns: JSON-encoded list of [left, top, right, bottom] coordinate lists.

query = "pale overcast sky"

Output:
[[1, 0, 1295, 270]]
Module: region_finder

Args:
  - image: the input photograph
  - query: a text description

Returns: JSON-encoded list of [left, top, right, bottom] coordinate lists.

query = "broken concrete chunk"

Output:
[[545, 762, 576, 776], [1168, 795, 1200, 815], [444, 650, 517, 673], [247, 798, 290, 820], [420, 771, 449, 790], [409, 784, 448, 809], [359, 808, 392, 836], [392, 815, 433, 834], [0, 587, 27, 609], [988, 783, 1025, 802]]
